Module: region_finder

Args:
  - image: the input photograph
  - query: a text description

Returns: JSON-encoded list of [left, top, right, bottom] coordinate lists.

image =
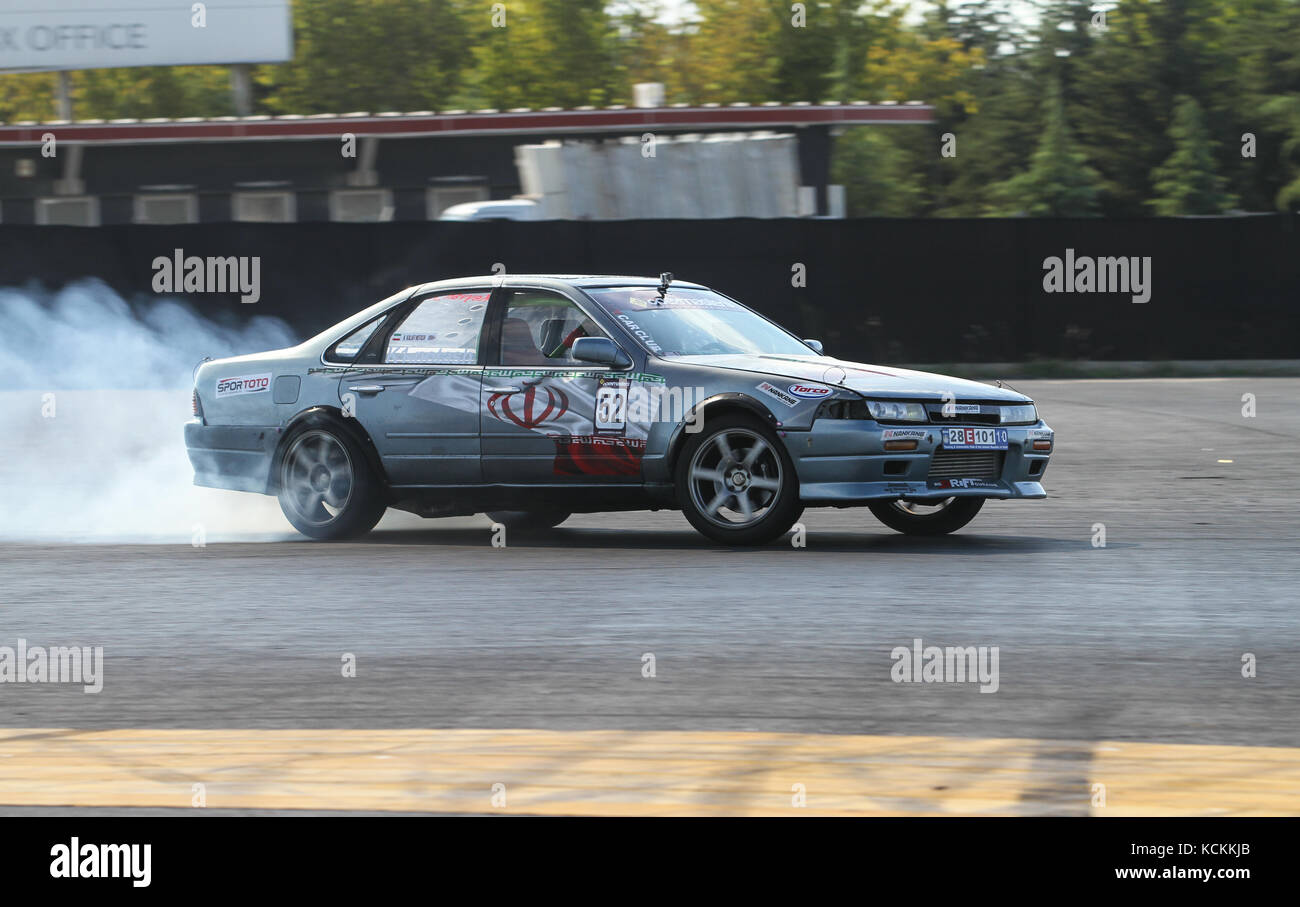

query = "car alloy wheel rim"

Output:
[[283, 430, 354, 526], [687, 427, 783, 528], [892, 497, 956, 517]]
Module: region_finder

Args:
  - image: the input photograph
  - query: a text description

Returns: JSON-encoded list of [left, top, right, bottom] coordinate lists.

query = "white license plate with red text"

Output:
[[942, 427, 1009, 450]]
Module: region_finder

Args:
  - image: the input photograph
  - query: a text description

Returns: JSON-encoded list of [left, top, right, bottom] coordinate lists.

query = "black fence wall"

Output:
[[2, 215, 1296, 362]]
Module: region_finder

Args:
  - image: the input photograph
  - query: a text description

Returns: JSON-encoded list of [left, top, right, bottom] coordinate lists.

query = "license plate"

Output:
[[942, 427, 1008, 450]]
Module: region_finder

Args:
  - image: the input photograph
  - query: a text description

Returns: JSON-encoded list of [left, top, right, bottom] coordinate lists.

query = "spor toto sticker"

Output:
[[787, 383, 832, 399], [215, 373, 272, 398]]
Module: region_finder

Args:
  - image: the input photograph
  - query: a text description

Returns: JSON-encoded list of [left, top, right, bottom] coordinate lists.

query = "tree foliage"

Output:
[[1, 0, 1297, 215]]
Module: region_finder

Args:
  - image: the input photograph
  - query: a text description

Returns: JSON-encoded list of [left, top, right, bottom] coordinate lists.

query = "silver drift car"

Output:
[[186, 274, 1053, 544]]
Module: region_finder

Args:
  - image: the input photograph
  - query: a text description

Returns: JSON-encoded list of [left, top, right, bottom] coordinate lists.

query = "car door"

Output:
[[481, 288, 644, 484], [343, 288, 491, 486]]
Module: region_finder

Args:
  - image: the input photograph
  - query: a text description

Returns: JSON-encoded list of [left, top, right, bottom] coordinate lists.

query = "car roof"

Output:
[[410, 274, 711, 294]]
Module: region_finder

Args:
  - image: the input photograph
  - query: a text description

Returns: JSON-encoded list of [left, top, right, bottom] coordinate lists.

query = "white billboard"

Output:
[[0, 0, 292, 71]]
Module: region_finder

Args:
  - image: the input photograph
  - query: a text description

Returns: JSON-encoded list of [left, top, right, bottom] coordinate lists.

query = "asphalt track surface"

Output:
[[2, 379, 1298, 815]]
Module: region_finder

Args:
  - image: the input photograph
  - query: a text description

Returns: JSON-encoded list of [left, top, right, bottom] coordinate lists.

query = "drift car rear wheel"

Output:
[[867, 497, 984, 536], [676, 414, 802, 546], [277, 423, 386, 540], [486, 510, 570, 531]]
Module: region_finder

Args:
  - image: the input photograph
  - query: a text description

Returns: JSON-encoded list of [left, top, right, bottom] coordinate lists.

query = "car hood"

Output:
[[668, 354, 1032, 403]]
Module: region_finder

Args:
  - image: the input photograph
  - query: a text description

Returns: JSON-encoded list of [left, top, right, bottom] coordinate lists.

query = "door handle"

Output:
[[348, 385, 385, 395], [485, 386, 522, 393]]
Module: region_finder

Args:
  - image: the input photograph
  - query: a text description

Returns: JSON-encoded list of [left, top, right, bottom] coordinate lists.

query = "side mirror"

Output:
[[571, 336, 632, 369], [803, 339, 824, 355]]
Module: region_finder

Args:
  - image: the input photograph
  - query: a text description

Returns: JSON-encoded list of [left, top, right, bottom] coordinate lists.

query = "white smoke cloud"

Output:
[[0, 279, 297, 390], [0, 280, 300, 541]]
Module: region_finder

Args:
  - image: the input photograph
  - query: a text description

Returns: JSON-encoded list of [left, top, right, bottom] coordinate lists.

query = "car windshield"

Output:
[[587, 287, 813, 357]]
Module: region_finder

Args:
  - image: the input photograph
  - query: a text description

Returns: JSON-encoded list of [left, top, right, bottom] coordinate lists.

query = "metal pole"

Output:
[[230, 64, 252, 116], [55, 71, 73, 120]]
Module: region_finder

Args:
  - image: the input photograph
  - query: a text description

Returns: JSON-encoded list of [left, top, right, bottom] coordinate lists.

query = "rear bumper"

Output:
[[793, 419, 1052, 505], [184, 420, 279, 494]]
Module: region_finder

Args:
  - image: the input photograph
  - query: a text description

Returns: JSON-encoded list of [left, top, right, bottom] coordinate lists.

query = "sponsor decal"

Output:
[[615, 312, 663, 354], [215, 373, 271, 398], [1028, 428, 1054, 440], [942, 403, 982, 415], [882, 428, 928, 441], [787, 383, 832, 399], [595, 376, 629, 433], [929, 478, 1001, 490], [307, 366, 667, 383], [487, 384, 570, 429], [554, 436, 646, 477], [883, 482, 921, 495], [756, 381, 798, 407], [386, 345, 477, 364]]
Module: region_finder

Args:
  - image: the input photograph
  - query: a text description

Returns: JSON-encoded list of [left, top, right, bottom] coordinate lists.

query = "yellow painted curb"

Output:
[[1, 728, 1297, 816]]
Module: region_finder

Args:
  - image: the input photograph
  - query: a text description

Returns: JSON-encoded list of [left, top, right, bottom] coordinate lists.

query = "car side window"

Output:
[[385, 291, 491, 365], [499, 291, 609, 366], [326, 317, 384, 363]]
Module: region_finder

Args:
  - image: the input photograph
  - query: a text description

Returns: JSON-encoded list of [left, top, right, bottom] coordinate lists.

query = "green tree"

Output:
[[262, 0, 475, 113], [1223, 0, 1300, 210], [1149, 95, 1235, 213], [466, 0, 619, 109], [992, 78, 1101, 216], [833, 127, 928, 215]]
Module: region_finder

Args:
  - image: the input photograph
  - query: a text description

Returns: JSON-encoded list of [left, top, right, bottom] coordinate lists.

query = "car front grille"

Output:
[[926, 407, 1002, 425], [928, 448, 1005, 480]]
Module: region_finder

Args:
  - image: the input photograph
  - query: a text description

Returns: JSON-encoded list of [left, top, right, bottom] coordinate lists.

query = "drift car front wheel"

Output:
[[277, 423, 386, 539], [867, 497, 984, 536], [676, 414, 803, 546], [485, 510, 570, 531]]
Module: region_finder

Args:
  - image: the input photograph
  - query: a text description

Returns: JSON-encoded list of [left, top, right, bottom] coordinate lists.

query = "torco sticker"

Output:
[[787, 383, 832, 399], [215, 373, 271, 398], [882, 428, 928, 440], [756, 381, 798, 407]]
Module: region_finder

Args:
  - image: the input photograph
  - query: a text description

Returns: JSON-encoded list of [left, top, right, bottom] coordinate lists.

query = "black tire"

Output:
[[867, 497, 985, 536], [276, 419, 386, 540], [675, 413, 803, 546], [485, 510, 570, 531]]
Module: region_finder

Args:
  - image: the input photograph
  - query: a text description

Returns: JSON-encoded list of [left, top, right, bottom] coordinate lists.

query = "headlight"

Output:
[[1001, 403, 1038, 424], [865, 400, 927, 422]]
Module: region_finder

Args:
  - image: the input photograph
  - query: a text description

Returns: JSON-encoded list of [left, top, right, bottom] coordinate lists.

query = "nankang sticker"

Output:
[[943, 403, 982, 415], [882, 428, 928, 440], [787, 383, 832, 400], [215, 373, 271, 398], [756, 381, 798, 407]]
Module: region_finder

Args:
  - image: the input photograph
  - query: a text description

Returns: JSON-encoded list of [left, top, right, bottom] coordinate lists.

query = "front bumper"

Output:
[[792, 419, 1053, 504], [184, 420, 280, 494]]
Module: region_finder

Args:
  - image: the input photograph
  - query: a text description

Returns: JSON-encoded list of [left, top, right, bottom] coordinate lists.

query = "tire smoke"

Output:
[[0, 280, 299, 541]]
